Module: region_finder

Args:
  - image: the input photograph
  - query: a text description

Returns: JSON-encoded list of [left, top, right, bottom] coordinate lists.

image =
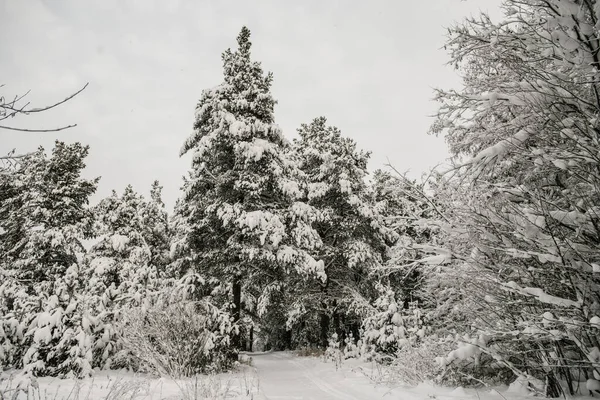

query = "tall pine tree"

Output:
[[179, 27, 323, 349], [291, 117, 394, 348]]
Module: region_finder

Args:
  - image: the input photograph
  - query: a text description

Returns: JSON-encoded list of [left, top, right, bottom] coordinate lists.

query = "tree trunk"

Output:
[[232, 276, 242, 350], [333, 311, 341, 340], [248, 325, 254, 352], [350, 321, 360, 342], [319, 312, 330, 349]]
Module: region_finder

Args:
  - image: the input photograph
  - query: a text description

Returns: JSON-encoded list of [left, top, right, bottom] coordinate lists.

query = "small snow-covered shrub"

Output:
[[361, 284, 427, 362], [117, 300, 234, 377], [342, 333, 361, 359], [325, 333, 343, 369], [384, 336, 455, 386], [436, 334, 513, 388]]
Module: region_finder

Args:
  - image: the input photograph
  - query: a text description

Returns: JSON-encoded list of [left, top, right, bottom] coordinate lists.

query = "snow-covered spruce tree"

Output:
[[360, 170, 452, 360], [88, 184, 166, 302], [290, 117, 393, 349], [432, 1, 600, 395], [145, 181, 172, 275], [0, 141, 98, 377], [84, 183, 235, 375], [84, 183, 169, 368], [178, 27, 324, 352]]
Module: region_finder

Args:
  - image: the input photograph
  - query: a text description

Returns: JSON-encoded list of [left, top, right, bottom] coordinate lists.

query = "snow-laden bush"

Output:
[[434, 334, 513, 388], [324, 333, 343, 370], [116, 300, 234, 377], [347, 279, 500, 386], [360, 284, 427, 361], [352, 336, 455, 387], [0, 265, 99, 378], [386, 336, 454, 386]]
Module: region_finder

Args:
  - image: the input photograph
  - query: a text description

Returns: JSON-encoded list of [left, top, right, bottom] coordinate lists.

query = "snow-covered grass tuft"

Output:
[[0, 373, 149, 400], [0, 367, 259, 400], [100, 378, 150, 400], [175, 368, 259, 400]]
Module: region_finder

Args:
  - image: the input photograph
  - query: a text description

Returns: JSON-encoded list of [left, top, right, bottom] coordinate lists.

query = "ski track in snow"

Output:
[[252, 351, 364, 400], [250, 352, 573, 400]]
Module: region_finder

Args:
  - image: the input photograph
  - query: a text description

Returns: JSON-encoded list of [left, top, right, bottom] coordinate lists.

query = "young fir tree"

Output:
[[167, 194, 195, 281], [88, 184, 164, 299], [291, 117, 394, 348], [84, 183, 168, 368], [145, 181, 171, 274], [0, 141, 98, 377], [178, 27, 323, 350]]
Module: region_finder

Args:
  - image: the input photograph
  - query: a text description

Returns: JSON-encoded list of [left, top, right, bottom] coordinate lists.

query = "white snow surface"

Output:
[[1, 367, 259, 400], [249, 352, 590, 399], [3, 351, 596, 399]]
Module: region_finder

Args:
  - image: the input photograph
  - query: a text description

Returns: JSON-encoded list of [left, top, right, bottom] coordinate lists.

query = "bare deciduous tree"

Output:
[[0, 82, 88, 168], [0, 83, 88, 132]]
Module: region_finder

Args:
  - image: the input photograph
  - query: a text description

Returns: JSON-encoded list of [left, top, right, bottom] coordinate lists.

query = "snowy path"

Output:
[[251, 351, 373, 400], [249, 351, 545, 400]]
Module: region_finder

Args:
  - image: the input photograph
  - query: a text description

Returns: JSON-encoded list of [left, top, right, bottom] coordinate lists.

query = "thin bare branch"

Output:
[[26, 83, 88, 114], [0, 123, 77, 133]]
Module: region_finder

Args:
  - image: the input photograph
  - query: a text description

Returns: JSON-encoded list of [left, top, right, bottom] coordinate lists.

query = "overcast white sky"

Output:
[[0, 0, 502, 210]]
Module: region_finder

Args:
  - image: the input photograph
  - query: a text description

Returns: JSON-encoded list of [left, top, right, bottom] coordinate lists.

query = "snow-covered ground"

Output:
[[1, 351, 596, 399], [0, 366, 259, 399], [251, 351, 537, 400]]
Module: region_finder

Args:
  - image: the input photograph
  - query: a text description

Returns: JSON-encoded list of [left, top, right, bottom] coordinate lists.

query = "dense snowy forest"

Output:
[[2, 0, 600, 398]]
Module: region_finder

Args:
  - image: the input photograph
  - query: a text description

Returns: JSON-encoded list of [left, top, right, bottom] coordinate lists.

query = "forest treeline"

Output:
[[1, 1, 600, 397]]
